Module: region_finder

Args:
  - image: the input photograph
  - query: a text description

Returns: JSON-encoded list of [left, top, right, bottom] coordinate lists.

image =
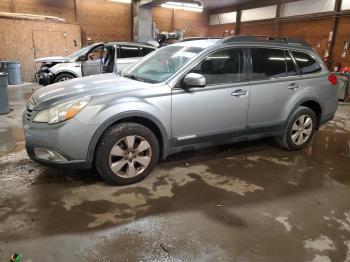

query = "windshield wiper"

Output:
[[123, 74, 156, 83], [123, 74, 146, 82]]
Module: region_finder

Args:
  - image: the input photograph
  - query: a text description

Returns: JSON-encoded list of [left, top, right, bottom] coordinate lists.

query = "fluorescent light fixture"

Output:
[[107, 0, 132, 3], [161, 1, 203, 12]]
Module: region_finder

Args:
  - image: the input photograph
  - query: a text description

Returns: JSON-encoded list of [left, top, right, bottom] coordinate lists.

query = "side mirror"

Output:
[[183, 73, 206, 88]]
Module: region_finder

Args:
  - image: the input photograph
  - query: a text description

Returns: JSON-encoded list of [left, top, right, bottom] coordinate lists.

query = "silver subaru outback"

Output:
[[23, 36, 338, 185]]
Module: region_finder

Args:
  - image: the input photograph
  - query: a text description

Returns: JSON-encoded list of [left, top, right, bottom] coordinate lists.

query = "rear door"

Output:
[[246, 47, 300, 133], [81, 44, 104, 76], [291, 50, 335, 116], [116, 45, 141, 72]]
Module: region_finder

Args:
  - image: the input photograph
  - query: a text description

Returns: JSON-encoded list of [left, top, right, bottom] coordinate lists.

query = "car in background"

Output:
[[340, 67, 350, 74], [35, 42, 156, 85]]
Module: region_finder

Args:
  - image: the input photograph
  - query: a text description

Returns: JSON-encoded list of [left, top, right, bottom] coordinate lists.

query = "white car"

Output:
[[35, 42, 156, 85]]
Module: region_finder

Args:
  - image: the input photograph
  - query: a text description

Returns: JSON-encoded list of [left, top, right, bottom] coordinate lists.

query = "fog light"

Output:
[[34, 148, 67, 162]]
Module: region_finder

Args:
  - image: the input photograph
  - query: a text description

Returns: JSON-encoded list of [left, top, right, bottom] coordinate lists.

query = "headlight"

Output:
[[33, 96, 91, 124]]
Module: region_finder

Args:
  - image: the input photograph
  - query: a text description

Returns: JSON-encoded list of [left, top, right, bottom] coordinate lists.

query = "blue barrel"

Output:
[[0, 72, 10, 114], [4, 61, 22, 85]]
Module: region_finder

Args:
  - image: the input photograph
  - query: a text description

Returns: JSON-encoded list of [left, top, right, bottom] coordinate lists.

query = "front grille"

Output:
[[26, 97, 36, 121], [26, 107, 33, 121]]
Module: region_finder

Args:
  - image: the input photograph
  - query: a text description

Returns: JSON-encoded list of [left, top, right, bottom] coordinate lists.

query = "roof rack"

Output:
[[180, 37, 222, 42], [220, 35, 311, 48]]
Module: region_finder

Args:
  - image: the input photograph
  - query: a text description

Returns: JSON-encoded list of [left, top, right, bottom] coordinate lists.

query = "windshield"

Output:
[[123, 45, 204, 83], [66, 45, 93, 60]]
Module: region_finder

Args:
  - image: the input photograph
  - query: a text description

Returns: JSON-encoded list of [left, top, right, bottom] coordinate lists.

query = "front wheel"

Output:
[[54, 73, 74, 83], [95, 123, 159, 185], [277, 106, 317, 150]]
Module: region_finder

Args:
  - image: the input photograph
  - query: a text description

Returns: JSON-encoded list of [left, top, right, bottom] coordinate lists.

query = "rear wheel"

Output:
[[277, 106, 317, 150], [54, 73, 75, 83], [95, 123, 159, 185]]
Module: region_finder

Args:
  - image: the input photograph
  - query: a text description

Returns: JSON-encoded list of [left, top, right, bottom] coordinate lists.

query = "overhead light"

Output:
[[107, 0, 132, 3], [161, 1, 203, 12]]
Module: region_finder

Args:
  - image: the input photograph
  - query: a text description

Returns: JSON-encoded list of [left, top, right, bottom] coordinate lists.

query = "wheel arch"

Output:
[[299, 100, 322, 126], [86, 112, 169, 163], [291, 98, 323, 128], [53, 71, 78, 82]]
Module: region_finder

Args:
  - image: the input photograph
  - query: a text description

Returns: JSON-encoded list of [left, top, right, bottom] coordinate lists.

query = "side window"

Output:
[[119, 46, 140, 58], [190, 48, 245, 85], [286, 51, 297, 76], [291, 51, 322, 75], [140, 47, 155, 56], [250, 48, 286, 80]]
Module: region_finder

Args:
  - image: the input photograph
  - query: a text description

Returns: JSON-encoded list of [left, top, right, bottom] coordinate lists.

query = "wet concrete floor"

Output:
[[0, 83, 350, 261]]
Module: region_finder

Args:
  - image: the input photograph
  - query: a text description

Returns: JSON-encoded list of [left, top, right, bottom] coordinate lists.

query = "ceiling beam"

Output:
[[142, 0, 202, 7], [208, 0, 299, 13]]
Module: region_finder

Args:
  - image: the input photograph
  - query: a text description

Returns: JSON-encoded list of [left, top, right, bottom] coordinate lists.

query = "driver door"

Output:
[[81, 44, 104, 76], [171, 47, 250, 146]]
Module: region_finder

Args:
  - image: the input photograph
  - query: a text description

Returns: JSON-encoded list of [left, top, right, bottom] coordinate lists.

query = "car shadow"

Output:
[[1, 129, 350, 240]]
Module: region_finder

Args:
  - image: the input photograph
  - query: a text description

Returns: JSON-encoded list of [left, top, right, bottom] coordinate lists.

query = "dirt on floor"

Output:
[[0, 83, 350, 262]]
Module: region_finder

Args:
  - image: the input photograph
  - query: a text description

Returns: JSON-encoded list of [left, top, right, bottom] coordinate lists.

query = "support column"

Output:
[[275, 0, 282, 36], [235, 9, 241, 35], [328, 0, 342, 68], [73, 0, 79, 23], [9, 0, 15, 13], [133, 1, 153, 42]]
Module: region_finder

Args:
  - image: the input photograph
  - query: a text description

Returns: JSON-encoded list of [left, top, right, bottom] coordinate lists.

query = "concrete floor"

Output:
[[0, 83, 350, 262]]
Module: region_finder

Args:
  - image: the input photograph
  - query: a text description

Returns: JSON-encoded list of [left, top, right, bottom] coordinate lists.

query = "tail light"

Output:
[[328, 73, 337, 85]]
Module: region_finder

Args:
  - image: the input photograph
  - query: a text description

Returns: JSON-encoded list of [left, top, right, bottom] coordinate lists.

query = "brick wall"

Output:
[[76, 0, 132, 43], [207, 13, 350, 68], [209, 23, 235, 37], [0, 0, 132, 43], [333, 16, 350, 68], [152, 7, 209, 37], [0, 0, 76, 22]]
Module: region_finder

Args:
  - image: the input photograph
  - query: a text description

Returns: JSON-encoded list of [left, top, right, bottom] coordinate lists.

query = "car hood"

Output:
[[34, 56, 70, 63], [31, 73, 153, 110]]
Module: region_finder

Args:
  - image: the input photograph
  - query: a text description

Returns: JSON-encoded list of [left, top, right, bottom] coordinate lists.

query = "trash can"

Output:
[[3, 61, 22, 85], [337, 73, 350, 101], [0, 72, 10, 114]]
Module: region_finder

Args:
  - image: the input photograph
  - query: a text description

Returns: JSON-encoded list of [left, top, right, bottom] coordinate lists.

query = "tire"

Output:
[[54, 73, 75, 83], [277, 106, 317, 150], [95, 122, 159, 185]]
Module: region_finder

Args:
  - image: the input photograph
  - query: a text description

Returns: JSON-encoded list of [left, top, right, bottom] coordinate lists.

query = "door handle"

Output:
[[231, 89, 248, 97], [288, 83, 300, 90]]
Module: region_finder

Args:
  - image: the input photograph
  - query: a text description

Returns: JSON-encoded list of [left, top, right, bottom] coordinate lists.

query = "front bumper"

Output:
[[35, 71, 54, 86], [23, 112, 97, 170], [26, 144, 91, 169]]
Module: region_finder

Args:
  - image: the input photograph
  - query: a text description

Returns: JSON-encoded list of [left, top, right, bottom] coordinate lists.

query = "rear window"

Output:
[[291, 51, 322, 75], [119, 46, 140, 58], [286, 51, 298, 76], [140, 47, 155, 56], [250, 48, 287, 80]]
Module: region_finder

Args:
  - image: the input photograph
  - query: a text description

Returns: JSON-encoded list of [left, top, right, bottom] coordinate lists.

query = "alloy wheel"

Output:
[[59, 77, 70, 82], [291, 115, 313, 145], [108, 135, 152, 178]]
